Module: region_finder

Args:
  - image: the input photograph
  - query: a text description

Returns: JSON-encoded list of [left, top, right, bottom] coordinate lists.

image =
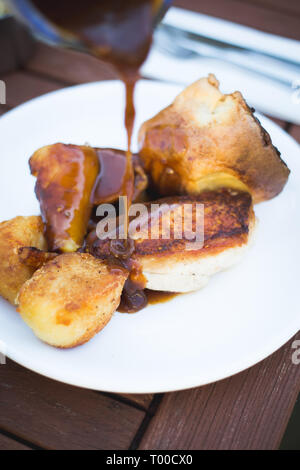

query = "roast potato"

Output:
[[0, 216, 47, 305], [17, 253, 128, 348]]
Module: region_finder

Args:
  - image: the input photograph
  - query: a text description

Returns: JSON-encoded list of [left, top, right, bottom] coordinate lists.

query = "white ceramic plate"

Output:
[[0, 80, 299, 393]]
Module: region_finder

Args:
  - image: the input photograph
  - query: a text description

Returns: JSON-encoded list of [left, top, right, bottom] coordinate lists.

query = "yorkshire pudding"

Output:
[[138, 74, 290, 204]]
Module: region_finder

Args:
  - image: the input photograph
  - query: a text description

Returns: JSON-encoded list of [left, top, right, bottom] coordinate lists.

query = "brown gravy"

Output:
[[145, 290, 178, 305], [93, 148, 128, 204], [92, 149, 147, 205], [31, 0, 171, 312], [31, 1, 154, 68], [118, 290, 178, 312]]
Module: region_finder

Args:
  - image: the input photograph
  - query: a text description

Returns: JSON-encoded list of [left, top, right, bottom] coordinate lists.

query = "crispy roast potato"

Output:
[[17, 253, 128, 348], [30, 143, 100, 253], [0, 216, 47, 305], [18, 246, 58, 269], [138, 74, 290, 204]]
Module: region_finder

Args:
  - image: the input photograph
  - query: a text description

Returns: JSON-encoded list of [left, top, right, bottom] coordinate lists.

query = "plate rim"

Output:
[[3, 316, 299, 394]]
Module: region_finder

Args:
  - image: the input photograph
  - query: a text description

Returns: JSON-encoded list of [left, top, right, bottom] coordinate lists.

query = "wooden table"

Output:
[[0, 0, 299, 450]]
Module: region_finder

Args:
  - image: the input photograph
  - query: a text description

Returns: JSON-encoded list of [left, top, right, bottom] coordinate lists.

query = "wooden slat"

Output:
[[0, 105, 11, 117], [119, 394, 154, 410], [237, 0, 300, 16], [290, 125, 300, 144], [0, 433, 31, 451], [0, 360, 145, 450], [174, 0, 300, 40], [26, 43, 117, 85], [139, 333, 300, 450], [1, 71, 64, 108]]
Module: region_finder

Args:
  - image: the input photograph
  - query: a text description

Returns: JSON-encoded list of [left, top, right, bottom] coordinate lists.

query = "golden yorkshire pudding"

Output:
[[0, 216, 47, 305], [138, 74, 290, 204], [17, 253, 128, 348]]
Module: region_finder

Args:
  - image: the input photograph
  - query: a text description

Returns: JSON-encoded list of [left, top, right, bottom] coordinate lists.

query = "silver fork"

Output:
[[155, 26, 300, 87]]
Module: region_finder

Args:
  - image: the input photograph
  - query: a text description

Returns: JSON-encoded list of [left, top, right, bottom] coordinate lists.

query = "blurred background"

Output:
[[0, 0, 6, 14], [0, 0, 299, 123], [0, 0, 299, 450]]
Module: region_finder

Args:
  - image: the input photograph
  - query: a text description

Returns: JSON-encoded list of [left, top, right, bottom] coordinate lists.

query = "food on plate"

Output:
[[30, 144, 148, 254], [0, 216, 47, 305], [0, 74, 291, 349], [30, 143, 100, 253], [18, 246, 58, 269], [93, 148, 148, 205], [138, 74, 290, 204], [89, 189, 256, 293], [17, 253, 128, 348]]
